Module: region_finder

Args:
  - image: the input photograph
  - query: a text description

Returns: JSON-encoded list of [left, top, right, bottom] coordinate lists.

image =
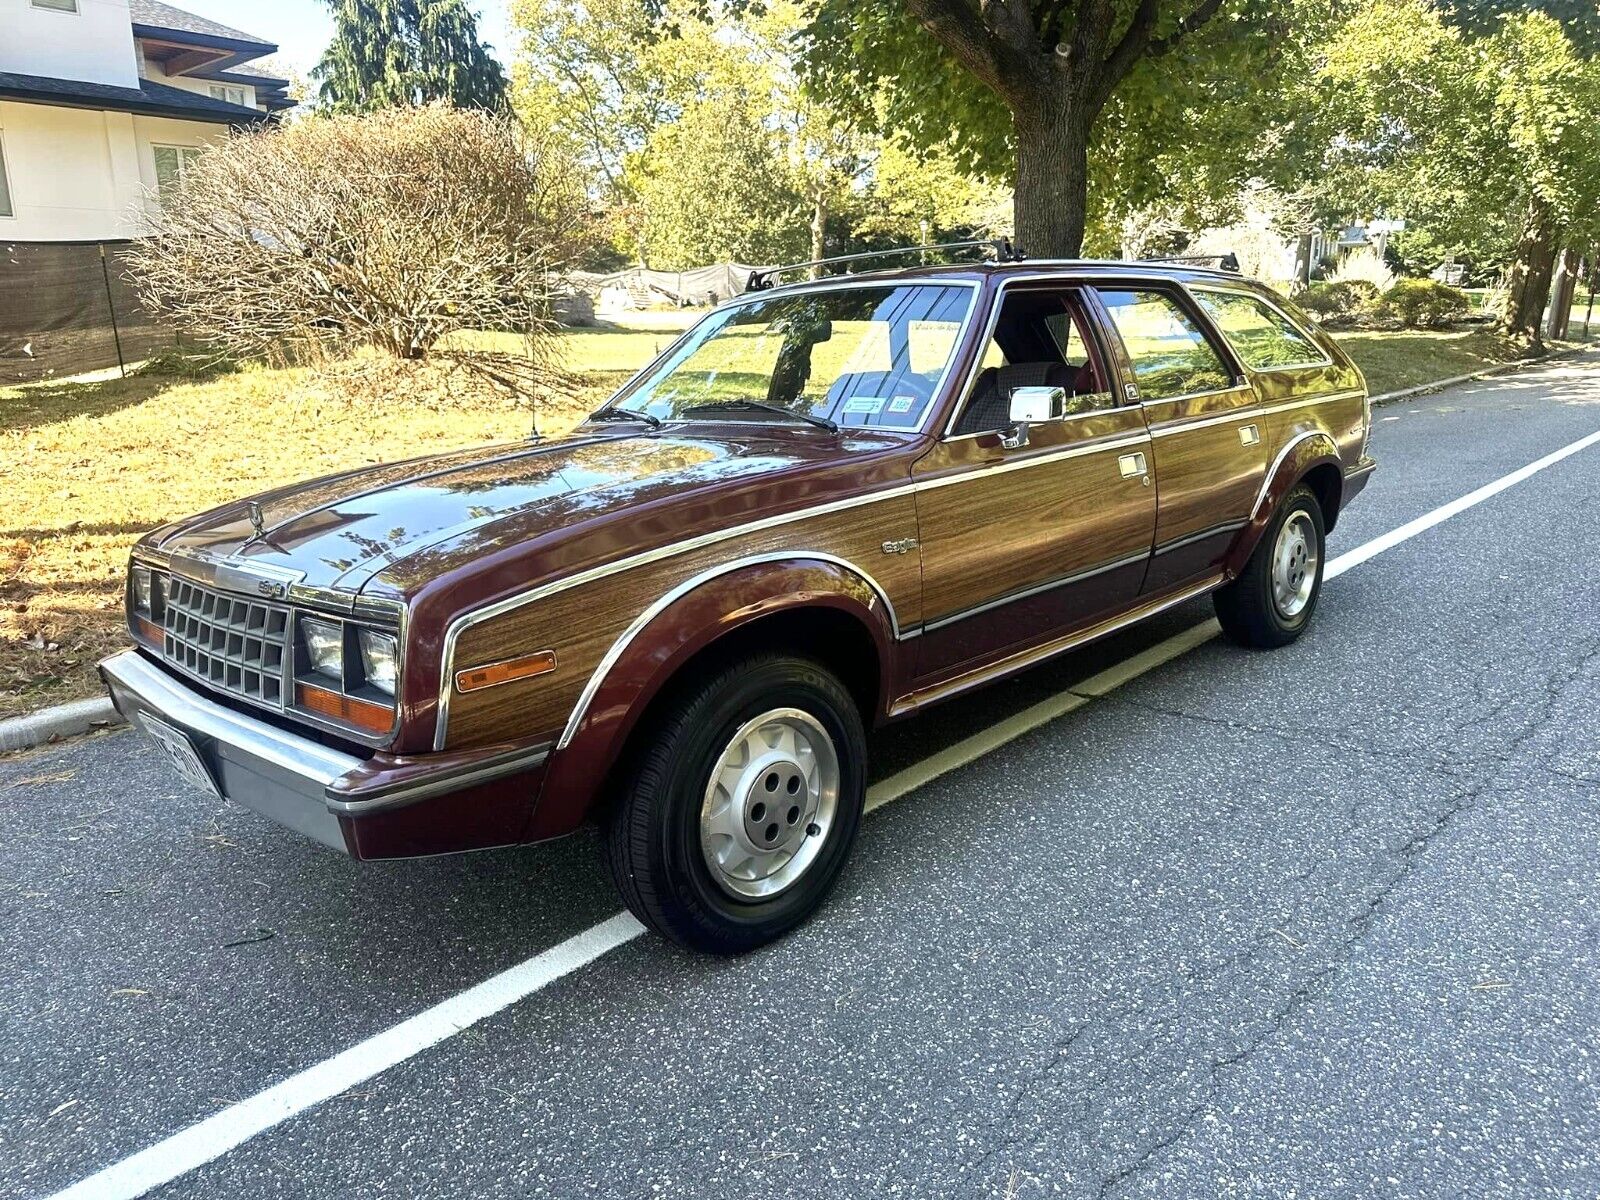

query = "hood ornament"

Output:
[[244, 500, 267, 545]]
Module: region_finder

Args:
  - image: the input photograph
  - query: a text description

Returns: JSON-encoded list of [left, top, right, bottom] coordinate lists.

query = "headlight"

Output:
[[357, 629, 397, 696], [299, 617, 343, 682], [131, 566, 153, 613]]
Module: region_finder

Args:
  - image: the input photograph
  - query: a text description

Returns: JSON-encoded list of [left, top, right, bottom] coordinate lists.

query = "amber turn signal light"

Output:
[[296, 682, 395, 734], [455, 650, 558, 694], [133, 615, 162, 646]]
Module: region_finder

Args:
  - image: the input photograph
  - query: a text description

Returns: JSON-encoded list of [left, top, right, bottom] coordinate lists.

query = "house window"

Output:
[[0, 135, 13, 218], [152, 145, 202, 202], [208, 84, 248, 107], [31, 0, 80, 11]]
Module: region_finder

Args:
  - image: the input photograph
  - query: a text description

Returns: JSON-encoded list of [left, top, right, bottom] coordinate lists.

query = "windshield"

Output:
[[607, 283, 974, 431]]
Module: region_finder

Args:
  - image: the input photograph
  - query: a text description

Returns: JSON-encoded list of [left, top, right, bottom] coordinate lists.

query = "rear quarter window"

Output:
[[1192, 290, 1327, 372]]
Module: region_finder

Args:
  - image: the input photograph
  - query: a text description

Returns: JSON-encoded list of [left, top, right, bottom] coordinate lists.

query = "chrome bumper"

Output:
[[100, 649, 361, 851]]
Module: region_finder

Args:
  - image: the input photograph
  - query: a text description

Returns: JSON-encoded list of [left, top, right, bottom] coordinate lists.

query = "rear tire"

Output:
[[602, 653, 867, 954], [1214, 483, 1325, 648]]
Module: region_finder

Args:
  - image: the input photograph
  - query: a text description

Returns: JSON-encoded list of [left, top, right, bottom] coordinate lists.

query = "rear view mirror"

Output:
[[999, 385, 1065, 449], [1008, 386, 1064, 424]]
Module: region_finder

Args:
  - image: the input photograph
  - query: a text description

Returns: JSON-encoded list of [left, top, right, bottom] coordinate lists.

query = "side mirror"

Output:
[[1000, 385, 1065, 449]]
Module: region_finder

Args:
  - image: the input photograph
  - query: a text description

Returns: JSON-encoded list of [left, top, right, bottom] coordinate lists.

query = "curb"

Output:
[[3, 343, 1595, 757], [0, 695, 123, 754], [1369, 342, 1592, 406]]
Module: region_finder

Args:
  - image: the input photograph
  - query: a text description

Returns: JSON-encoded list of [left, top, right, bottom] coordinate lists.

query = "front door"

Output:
[[1092, 286, 1269, 593], [911, 286, 1158, 681]]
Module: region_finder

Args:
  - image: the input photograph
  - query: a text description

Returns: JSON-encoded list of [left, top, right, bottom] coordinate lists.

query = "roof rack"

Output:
[[746, 238, 1022, 291], [1141, 252, 1241, 273]]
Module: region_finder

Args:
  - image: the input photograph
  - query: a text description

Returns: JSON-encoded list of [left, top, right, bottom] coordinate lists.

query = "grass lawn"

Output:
[[1327, 327, 1555, 395], [0, 314, 1579, 721]]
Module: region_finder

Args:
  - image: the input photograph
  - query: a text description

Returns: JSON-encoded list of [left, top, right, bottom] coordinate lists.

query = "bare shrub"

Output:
[[127, 104, 585, 391]]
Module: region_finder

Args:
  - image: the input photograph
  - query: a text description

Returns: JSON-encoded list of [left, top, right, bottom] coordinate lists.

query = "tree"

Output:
[[791, 0, 1282, 257], [317, 0, 510, 113], [1315, 0, 1600, 340], [625, 94, 808, 267], [128, 105, 582, 372]]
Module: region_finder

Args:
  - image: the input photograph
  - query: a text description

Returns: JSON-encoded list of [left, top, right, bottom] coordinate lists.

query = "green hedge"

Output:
[[1370, 278, 1471, 329]]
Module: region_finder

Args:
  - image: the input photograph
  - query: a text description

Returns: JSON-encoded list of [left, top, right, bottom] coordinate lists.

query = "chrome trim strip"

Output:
[[940, 401, 1134, 444], [101, 649, 362, 786], [891, 575, 1224, 715], [1255, 389, 1366, 418], [914, 431, 1151, 492], [553, 551, 904, 752], [920, 550, 1150, 633], [325, 743, 552, 814], [1251, 430, 1333, 518], [1144, 402, 1262, 437]]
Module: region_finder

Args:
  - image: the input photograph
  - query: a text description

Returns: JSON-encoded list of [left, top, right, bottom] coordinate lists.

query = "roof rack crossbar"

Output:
[[746, 238, 1021, 291], [1140, 252, 1242, 273]]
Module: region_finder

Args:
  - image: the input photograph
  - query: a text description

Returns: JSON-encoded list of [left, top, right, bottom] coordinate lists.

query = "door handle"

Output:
[[1118, 452, 1148, 479], [1239, 423, 1260, 446]]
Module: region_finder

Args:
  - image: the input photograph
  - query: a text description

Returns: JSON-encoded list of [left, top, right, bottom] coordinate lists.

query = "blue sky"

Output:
[[173, 1, 517, 80]]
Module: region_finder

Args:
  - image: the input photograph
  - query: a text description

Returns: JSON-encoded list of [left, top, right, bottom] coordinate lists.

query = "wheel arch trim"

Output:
[[555, 551, 902, 752], [1250, 430, 1341, 520]]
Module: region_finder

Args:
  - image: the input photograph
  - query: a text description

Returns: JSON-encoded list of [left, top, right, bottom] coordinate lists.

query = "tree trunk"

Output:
[[1011, 95, 1091, 259], [1503, 195, 1560, 343], [808, 187, 828, 279]]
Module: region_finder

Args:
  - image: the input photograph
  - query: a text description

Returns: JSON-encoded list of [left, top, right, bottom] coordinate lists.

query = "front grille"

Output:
[[162, 577, 290, 708]]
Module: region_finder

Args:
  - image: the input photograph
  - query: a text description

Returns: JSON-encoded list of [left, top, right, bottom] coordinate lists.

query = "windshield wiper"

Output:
[[680, 399, 839, 433], [589, 405, 662, 428]]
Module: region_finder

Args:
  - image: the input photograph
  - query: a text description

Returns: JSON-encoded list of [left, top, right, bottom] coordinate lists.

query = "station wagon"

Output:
[[102, 244, 1375, 952]]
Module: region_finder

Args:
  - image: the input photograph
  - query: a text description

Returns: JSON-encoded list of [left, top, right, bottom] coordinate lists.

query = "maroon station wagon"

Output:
[[102, 246, 1374, 953]]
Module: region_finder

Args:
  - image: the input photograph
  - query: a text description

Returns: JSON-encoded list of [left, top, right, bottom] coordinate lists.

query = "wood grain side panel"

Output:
[[913, 426, 1155, 622], [1140, 386, 1267, 593], [442, 494, 923, 750]]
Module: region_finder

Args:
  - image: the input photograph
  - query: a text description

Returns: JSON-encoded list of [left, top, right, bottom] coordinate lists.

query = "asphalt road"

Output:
[[4, 357, 1600, 1199]]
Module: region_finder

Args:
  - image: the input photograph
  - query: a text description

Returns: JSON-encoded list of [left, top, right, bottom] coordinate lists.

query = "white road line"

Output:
[[46, 424, 1600, 1200], [1322, 427, 1600, 579]]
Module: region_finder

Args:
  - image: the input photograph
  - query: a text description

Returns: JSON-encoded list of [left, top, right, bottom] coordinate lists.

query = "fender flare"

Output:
[[527, 553, 899, 840], [1226, 431, 1343, 575]]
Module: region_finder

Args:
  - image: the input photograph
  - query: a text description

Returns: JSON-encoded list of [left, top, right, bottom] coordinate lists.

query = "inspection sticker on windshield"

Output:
[[842, 396, 885, 415], [888, 395, 917, 413]]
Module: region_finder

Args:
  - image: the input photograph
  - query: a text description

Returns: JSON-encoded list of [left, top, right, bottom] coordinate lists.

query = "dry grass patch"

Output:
[[1, 352, 624, 719]]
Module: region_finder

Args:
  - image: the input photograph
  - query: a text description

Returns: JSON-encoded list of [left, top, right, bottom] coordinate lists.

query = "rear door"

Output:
[[1091, 285, 1268, 594]]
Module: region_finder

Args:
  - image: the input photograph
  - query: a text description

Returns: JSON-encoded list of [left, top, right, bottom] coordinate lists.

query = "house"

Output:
[[0, 0, 292, 243]]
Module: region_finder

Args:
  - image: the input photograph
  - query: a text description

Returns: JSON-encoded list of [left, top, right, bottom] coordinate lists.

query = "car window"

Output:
[[614, 284, 972, 430], [1192, 290, 1326, 371], [951, 290, 1114, 436], [1097, 289, 1231, 401]]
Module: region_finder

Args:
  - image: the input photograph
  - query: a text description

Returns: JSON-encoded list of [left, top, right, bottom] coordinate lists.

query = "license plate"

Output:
[[140, 714, 222, 800]]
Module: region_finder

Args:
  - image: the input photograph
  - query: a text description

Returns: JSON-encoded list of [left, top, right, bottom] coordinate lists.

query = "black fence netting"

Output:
[[0, 240, 179, 385]]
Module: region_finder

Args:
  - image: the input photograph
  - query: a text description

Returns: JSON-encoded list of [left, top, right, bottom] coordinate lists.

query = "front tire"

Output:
[[602, 653, 867, 954], [1214, 483, 1326, 648]]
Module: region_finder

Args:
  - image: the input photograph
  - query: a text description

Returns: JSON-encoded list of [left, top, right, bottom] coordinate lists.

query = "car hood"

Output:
[[144, 427, 893, 596]]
